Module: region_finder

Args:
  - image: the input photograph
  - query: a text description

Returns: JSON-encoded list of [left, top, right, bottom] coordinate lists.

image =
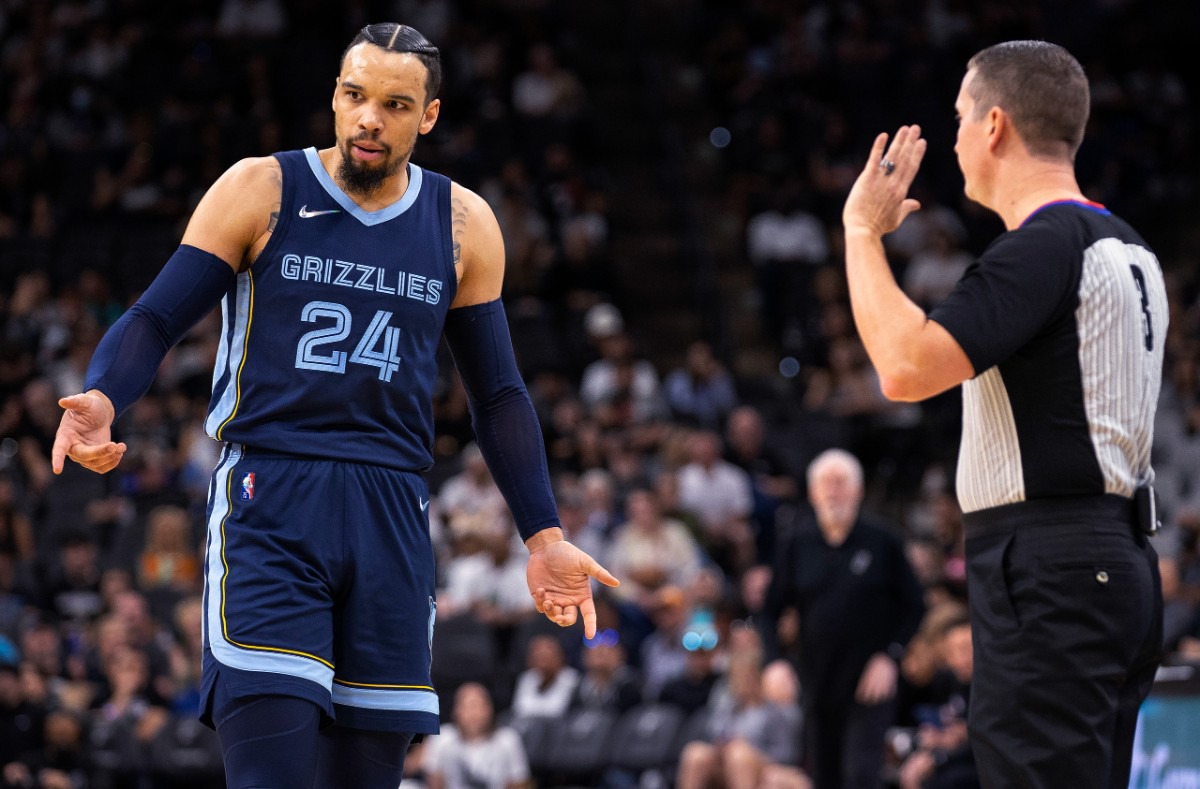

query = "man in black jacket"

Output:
[[763, 449, 925, 789]]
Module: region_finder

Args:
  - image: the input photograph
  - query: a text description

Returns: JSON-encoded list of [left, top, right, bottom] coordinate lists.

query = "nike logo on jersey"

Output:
[[419, 497, 430, 512], [298, 205, 342, 218]]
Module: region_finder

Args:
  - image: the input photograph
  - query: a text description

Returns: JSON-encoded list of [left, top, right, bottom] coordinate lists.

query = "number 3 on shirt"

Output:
[[1128, 264, 1154, 352], [295, 300, 402, 381]]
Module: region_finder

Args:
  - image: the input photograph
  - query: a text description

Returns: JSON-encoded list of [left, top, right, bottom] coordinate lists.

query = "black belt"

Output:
[[963, 494, 1137, 541]]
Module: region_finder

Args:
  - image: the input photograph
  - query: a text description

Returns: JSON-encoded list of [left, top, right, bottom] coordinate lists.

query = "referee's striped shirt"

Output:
[[929, 200, 1169, 514]]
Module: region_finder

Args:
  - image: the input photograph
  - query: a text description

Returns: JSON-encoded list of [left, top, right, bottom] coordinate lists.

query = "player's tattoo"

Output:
[[451, 196, 468, 266], [267, 210, 279, 232]]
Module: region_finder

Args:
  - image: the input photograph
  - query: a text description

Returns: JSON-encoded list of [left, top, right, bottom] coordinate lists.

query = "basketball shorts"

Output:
[[200, 443, 439, 733]]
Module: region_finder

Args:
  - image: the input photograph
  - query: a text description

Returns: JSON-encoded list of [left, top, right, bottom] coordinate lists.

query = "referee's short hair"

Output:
[[340, 23, 442, 105], [967, 40, 1089, 162]]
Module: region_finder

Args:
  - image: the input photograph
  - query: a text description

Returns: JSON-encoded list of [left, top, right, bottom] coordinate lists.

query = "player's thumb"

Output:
[[589, 561, 620, 588], [58, 393, 90, 412]]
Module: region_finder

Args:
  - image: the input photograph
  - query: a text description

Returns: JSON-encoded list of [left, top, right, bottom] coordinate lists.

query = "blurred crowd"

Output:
[[2, 0, 1200, 788]]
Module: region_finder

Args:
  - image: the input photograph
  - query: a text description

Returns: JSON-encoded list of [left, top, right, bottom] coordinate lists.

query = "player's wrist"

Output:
[[524, 526, 564, 553], [84, 389, 117, 422]]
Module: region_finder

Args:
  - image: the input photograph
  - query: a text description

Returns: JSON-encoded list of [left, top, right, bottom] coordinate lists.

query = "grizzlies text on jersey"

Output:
[[205, 148, 456, 470]]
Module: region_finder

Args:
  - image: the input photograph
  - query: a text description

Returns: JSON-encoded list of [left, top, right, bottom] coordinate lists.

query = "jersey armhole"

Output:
[[253, 151, 298, 267]]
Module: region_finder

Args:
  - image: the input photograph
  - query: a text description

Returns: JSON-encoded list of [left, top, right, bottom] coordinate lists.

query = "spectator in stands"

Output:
[[640, 586, 694, 700], [580, 330, 663, 424], [606, 488, 702, 610], [900, 225, 972, 312], [163, 596, 204, 717], [437, 514, 534, 632], [571, 629, 641, 714], [3, 707, 89, 789], [436, 442, 508, 525], [677, 431, 755, 574], [896, 613, 978, 789], [664, 341, 739, 431], [88, 645, 170, 786], [0, 476, 34, 568], [724, 405, 799, 561], [137, 504, 199, 596], [676, 647, 811, 789], [36, 530, 103, 626], [745, 182, 830, 346], [510, 634, 579, 719], [0, 651, 45, 771], [658, 630, 722, 717], [512, 43, 585, 121], [423, 682, 531, 789]]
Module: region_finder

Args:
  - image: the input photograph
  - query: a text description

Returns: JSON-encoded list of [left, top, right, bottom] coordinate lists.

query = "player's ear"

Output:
[[332, 77, 340, 113], [419, 98, 440, 135]]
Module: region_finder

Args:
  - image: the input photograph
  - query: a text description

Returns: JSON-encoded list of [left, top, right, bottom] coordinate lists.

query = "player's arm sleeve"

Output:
[[928, 222, 1079, 374], [85, 244, 235, 417], [443, 299, 559, 541]]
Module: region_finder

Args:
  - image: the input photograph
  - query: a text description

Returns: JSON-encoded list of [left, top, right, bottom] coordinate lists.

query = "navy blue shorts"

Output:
[[200, 444, 439, 733]]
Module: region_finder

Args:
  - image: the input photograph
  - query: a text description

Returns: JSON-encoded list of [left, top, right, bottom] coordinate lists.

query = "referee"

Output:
[[840, 41, 1167, 788]]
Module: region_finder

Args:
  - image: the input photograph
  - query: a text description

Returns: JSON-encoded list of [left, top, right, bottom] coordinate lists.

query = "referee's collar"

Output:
[[1021, 198, 1110, 227]]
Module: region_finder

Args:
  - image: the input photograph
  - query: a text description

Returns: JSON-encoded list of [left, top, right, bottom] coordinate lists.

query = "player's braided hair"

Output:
[[340, 23, 442, 104]]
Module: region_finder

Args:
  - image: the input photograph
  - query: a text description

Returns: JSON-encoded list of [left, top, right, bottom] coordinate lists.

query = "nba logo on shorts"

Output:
[[241, 472, 255, 501]]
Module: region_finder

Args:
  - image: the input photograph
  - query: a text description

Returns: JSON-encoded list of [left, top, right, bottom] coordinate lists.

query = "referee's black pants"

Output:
[[963, 495, 1162, 789]]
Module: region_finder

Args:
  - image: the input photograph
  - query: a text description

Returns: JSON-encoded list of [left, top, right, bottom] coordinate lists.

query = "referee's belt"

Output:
[[962, 493, 1140, 541]]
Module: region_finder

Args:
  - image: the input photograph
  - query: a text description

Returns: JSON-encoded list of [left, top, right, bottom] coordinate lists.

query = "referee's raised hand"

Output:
[[51, 390, 126, 475], [843, 124, 927, 237], [524, 528, 619, 639]]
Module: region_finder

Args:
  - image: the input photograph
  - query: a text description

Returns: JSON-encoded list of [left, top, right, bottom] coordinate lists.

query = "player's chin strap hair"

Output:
[[443, 299, 559, 542], [86, 244, 236, 417]]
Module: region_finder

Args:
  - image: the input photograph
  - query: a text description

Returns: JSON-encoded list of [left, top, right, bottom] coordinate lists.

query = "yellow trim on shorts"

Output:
[[334, 678, 436, 691], [218, 456, 335, 671]]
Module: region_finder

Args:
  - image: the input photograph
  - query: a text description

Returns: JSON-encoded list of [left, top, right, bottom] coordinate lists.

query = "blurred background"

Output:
[[2, 0, 1200, 787]]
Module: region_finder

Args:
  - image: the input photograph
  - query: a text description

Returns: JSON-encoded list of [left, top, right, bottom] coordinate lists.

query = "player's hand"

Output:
[[525, 528, 619, 639], [855, 651, 899, 704], [843, 125, 927, 237], [51, 390, 126, 475]]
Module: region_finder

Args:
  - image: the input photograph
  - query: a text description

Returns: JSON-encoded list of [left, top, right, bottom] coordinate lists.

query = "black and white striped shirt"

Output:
[[929, 201, 1168, 514]]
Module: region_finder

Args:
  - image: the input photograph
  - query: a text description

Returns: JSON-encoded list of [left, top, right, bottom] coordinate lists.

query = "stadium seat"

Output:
[[497, 712, 556, 774], [430, 613, 498, 692], [607, 703, 686, 771], [540, 707, 618, 779]]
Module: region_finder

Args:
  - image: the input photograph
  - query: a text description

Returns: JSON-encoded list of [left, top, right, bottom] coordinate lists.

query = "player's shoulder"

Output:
[[221, 155, 282, 191], [449, 180, 493, 215], [202, 156, 283, 217]]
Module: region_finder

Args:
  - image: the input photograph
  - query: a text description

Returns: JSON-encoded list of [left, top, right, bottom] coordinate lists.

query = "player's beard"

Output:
[[337, 135, 410, 197]]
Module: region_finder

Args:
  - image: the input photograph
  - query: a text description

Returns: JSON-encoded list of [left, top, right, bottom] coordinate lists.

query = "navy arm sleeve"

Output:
[[85, 244, 236, 417], [443, 299, 559, 541], [928, 218, 1080, 374]]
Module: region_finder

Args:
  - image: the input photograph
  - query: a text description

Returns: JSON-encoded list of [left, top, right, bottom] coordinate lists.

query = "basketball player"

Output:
[[50, 23, 618, 789], [841, 41, 1166, 788]]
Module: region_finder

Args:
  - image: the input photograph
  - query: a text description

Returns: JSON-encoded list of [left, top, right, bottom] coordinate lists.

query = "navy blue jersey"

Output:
[[206, 149, 457, 470]]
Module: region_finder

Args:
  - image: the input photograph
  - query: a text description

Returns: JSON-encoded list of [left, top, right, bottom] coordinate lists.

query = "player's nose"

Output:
[[357, 104, 384, 132]]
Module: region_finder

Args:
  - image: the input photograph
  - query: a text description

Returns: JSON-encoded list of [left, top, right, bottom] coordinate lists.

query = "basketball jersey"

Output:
[[205, 148, 457, 471]]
